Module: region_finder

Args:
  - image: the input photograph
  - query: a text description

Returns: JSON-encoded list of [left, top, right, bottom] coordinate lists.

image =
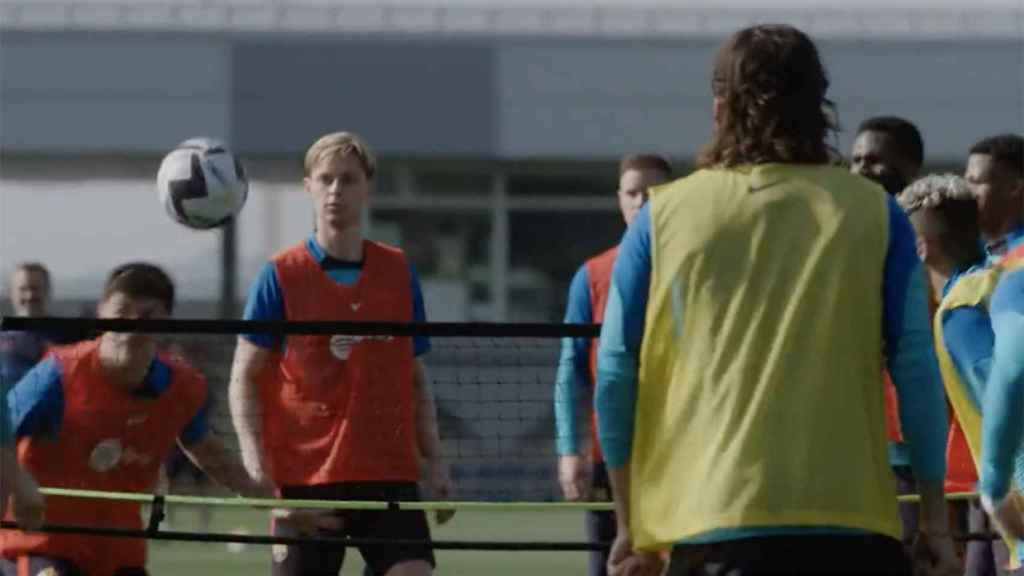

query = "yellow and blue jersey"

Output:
[[595, 164, 948, 550], [934, 232, 1024, 564], [937, 228, 1024, 501], [985, 226, 1024, 266]]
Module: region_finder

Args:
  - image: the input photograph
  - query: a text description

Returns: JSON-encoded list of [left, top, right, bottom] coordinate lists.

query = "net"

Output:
[[0, 316, 1002, 576], [0, 317, 598, 504]]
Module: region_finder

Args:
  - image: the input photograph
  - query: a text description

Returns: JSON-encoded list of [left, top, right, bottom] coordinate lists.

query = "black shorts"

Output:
[[586, 463, 616, 576], [667, 533, 910, 576], [272, 482, 435, 576]]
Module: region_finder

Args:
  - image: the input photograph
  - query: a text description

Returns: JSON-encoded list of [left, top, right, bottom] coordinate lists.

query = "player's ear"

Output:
[[713, 97, 724, 129], [303, 176, 313, 195]]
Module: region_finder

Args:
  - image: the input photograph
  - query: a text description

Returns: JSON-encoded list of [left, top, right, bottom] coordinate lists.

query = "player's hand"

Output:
[[983, 492, 1024, 540], [911, 530, 961, 576], [240, 476, 277, 499], [558, 454, 591, 501], [156, 464, 171, 494], [607, 533, 664, 576], [425, 458, 456, 525], [272, 508, 343, 536]]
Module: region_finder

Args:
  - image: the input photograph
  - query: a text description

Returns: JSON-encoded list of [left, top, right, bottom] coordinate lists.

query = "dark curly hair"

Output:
[[697, 24, 839, 168], [103, 262, 175, 314]]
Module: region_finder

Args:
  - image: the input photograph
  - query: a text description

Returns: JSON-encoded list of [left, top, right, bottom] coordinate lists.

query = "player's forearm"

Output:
[[889, 269, 948, 483], [0, 446, 39, 509], [979, 310, 1024, 502], [228, 339, 269, 481], [607, 463, 632, 532], [595, 307, 638, 469], [181, 436, 270, 498], [413, 361, 444, 462], [916, 480, 953, 534], [554, 337, 587, 456]]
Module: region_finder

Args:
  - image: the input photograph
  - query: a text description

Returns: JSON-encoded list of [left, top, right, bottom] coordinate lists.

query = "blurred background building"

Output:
[[1, 0, 1022, 323]]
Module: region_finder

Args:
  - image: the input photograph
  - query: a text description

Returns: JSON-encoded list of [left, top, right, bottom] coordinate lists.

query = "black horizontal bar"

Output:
[[0, 521, 607, 551], [0, 521, 1001, 549], [0, 317, 600, 339]]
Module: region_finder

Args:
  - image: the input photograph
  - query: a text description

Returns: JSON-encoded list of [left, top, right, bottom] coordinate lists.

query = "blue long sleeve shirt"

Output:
[[554, 265, 594, 456], [979, 267, 1024, 502]]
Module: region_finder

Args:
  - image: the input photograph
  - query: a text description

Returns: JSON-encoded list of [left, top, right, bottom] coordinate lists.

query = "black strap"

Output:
[[146, 495, 166, 533]]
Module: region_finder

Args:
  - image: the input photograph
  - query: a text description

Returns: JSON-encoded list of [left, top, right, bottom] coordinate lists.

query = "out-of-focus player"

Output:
[[851, 116, 924, 196], [228, 131, 451, 576], [933, 134, 1024, 573], [1, 263, 82, 396], [898, 174, 1010, 575], [555, 153, 672, 576], [595, 24, 958, 576], [0, 262, 266, 576], [850, 116, 927, 547]]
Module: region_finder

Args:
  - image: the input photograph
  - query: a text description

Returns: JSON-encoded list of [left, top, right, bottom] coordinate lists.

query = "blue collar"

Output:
[[986, 225, 1024, 265], [942, 260, 985, 298], [133, 357, 171, 398], [305, 235, 365, 270]]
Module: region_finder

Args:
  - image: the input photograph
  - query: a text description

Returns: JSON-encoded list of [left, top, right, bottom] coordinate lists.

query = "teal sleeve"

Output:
[[554, 265, 593, 456], [941, 305, 994, 411], [979, 268, 1024, 501], [595, 206, 651, 469], [3, 357, 64, 444], [883, 196, 948, 483], [178, 396, 211, 446]]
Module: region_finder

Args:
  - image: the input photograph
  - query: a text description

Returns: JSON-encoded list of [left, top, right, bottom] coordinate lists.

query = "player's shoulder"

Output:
[[48, 338, 99, 367], [269, 240, 311, 264], [816, 166, 890, 201], [366, 239, 413, 273], [942, 267, 1001, 311], [366, 238, 406, 258], [665, 164, 880, 192], [587, 245, 620, 269], [646, 167, 745, 205], [157, 353, 208, 398]]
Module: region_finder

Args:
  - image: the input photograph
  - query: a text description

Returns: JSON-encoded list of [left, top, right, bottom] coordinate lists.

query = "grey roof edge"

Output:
[[0, 2, 1022, 40]]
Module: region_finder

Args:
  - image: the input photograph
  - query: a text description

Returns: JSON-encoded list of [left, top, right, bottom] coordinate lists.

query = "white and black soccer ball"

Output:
[[157, 137, 249, 230]]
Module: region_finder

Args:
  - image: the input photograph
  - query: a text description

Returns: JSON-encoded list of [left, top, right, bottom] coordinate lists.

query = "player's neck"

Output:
[[98, 339, 155, 393], [986, 215, 1023, 244], [316, 225, 364, 262], [927, 268, 948, 300]]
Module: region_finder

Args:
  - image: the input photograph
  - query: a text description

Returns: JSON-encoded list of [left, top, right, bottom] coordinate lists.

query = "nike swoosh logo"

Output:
[[748, 179, 785, 193]]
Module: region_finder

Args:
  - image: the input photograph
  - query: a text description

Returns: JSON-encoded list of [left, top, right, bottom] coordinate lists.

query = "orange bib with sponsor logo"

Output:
[[2, 339, 205, 574], [260, 240, 418, 486]]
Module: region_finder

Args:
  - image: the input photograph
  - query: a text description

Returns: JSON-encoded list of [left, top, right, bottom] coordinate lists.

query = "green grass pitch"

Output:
[[148, 506, 589, 575]]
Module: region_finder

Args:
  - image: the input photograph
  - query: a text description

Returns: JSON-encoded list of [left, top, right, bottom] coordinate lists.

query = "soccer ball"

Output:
[[157, 137, 248, 230]]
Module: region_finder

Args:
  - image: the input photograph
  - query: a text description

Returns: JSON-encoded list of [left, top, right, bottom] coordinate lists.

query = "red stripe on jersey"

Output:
[[585, 246, 618, 464]]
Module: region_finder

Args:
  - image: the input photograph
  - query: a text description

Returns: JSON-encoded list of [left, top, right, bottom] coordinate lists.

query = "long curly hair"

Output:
[[697, 25, 840, 168]]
